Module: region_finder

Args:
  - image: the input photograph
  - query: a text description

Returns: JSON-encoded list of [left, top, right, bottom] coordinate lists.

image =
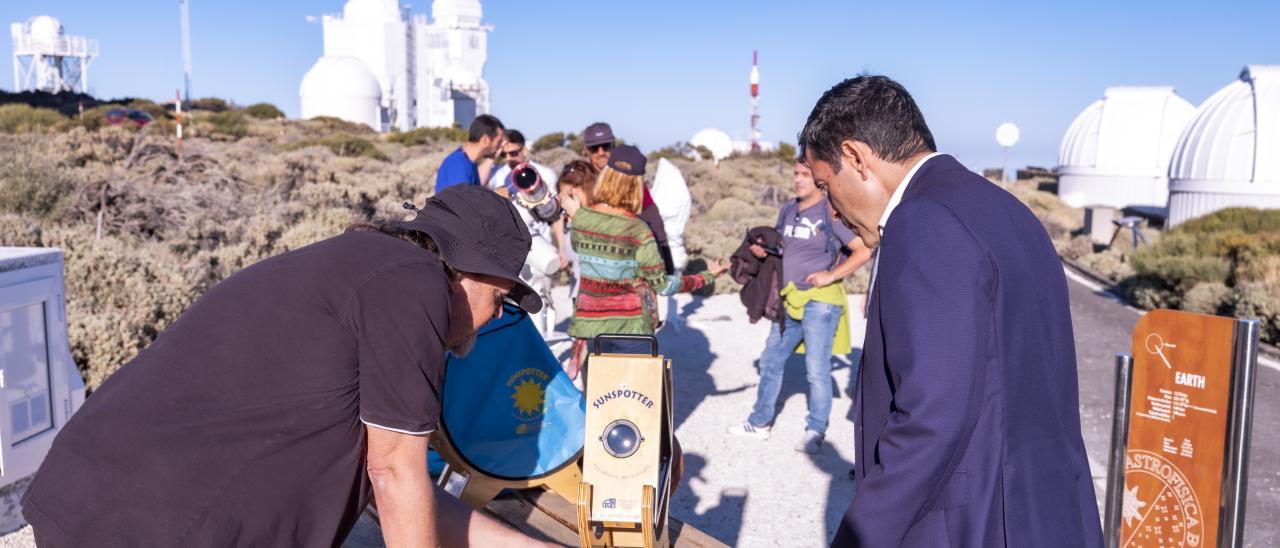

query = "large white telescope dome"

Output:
[[1166, 65, 1280, 227], [300, 56, 384, 131], [1057, 86, 1195, 209]]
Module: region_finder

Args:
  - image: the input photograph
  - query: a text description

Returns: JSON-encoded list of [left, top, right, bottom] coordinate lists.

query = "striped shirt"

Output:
[[568, 207, 712, 338]]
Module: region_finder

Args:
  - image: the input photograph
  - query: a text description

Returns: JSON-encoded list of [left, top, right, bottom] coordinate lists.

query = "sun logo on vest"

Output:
[[512, 379, 545, 418]]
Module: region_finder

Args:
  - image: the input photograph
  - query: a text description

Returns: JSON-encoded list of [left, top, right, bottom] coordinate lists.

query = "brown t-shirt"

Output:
[[22, 230, 451, 547]]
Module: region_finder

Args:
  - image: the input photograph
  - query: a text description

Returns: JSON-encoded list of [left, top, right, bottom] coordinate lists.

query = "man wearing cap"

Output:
[[581, 122, 676, 275], [23, 185, 556, 547]]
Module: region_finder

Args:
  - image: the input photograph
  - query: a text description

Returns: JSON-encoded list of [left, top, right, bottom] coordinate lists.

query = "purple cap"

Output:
[[583, 122, 615, 147]]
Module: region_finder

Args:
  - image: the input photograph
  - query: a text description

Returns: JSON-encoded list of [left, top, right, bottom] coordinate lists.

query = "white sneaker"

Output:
[[727, 422, 771, 440], [795, 430, 824, 453]]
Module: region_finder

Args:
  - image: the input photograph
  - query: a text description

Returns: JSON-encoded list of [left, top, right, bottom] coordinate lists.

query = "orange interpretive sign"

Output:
[[1122, 309, 1237, 548]]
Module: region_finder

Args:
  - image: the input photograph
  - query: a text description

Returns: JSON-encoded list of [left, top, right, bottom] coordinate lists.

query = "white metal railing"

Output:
[[11, 34, 99, 58]]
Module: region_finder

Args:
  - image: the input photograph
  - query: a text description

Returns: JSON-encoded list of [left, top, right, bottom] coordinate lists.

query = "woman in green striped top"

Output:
[[560, 145, 728, 378]]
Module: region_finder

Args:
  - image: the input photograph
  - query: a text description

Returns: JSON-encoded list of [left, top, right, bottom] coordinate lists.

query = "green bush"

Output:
[[775, 142, 797, 162], [285, 133, 387, 161], [305, 116, 376, 135], [188, 97, 230, 112], [0, 104, 66, 133], [532, 131, 567, 152], [1177, 207, 1280, 235], [204, 111, 250, 139], [387, 126, 467, 146], [243, 103, 284, 120]]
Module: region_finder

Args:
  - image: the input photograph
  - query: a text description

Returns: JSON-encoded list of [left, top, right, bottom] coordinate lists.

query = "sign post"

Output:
[[1105, 310, 1260, 547]]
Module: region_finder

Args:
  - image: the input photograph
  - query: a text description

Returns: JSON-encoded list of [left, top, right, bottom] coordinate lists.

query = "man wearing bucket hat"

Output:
[[23, 185, 556, 547]]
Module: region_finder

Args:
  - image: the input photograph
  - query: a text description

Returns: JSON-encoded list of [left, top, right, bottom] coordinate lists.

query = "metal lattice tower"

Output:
[[10, 16, 99, 94]]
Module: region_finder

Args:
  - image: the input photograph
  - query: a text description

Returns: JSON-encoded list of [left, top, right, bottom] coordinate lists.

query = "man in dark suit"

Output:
[[799, 76, 1104, 547]]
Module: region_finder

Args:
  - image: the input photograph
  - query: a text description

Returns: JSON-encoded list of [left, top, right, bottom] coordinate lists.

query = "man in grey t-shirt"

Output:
[[728, 160, 872, 453]]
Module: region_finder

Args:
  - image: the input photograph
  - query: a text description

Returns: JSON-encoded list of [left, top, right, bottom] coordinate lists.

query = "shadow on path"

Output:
[[671, 452, 747, 547]]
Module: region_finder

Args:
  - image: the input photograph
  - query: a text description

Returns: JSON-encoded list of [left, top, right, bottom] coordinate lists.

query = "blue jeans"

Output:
[[747, 301, 842, 434]]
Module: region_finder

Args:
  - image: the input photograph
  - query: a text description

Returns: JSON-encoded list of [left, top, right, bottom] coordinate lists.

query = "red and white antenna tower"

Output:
[[749, 50, 761, 154]]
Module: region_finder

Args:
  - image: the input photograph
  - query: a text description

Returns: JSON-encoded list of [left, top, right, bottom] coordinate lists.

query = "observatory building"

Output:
[[1166, 65, 1280, 227], [1057, 87, 1196, 210], [9, 16, 99, 94], [300, 0, 492, 132]]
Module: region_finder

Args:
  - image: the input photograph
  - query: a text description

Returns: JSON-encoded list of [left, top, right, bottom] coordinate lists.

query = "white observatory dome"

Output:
[[343, 0, 403, 23], [1057, 86, 1196, 209], [1166, 65, 1280, 227], [28, 16, 63, 44], [691, 128, 734, 161], [300, 56, 384, 131], [433, 0, 483, 27]]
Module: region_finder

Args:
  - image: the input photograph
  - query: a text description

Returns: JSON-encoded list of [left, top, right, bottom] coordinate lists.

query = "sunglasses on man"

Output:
[[499, 147, 524, 159], [587, 143, 613, 154]]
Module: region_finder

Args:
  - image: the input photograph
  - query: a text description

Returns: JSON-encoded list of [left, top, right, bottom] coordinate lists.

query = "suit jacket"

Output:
[[833, 155, 1103, 547]]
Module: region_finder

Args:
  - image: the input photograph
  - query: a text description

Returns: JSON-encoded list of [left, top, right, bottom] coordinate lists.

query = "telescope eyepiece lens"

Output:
[[602, 419, 642, 458]]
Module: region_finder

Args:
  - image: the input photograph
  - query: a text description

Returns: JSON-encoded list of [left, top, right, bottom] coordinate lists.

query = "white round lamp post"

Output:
[[996, 122, 1020, 185]]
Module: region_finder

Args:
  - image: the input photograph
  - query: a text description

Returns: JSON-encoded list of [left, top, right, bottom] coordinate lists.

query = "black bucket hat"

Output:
[[398, 185, 542, 313]]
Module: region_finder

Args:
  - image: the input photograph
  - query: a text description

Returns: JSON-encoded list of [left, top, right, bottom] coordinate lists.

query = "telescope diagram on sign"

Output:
[[1144, 333, 1176, 369]]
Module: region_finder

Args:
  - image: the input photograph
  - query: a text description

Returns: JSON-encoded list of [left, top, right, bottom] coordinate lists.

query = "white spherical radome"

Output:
[[690, 128, 734, 161], [28, 15, 64, 43], [996, 123, 1020, 148]]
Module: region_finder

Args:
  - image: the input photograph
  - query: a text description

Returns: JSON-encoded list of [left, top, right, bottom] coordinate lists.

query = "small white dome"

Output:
[[1167, 65, 1280, 227], [343, 0, 402, 23], [300, 56, 384, 131], [28, 16, 63, 43], [432, 0, 483, 27], [1056, 86, 1196, 208], [690, 128, 734, 161]]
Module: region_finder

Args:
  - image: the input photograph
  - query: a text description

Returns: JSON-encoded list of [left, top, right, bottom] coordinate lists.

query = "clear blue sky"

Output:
[[4, 1, 1277, 171]]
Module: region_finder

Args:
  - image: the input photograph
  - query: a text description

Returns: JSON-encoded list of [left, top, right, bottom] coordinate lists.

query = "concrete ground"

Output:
[[5, 272, 1277, 547]]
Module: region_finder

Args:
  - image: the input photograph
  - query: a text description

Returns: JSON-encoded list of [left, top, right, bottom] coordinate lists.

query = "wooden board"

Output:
[[1122, 309, 1237, 548], [487, 489, 727, 548], [581, 354, 666, 524], [363, 489, 728, 548]]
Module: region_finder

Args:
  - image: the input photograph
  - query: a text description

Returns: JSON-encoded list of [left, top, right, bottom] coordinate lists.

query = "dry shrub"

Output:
[[0, 136, 73, 219], [1078, 248, 1134, 282], [1009, 183, 1081, 242], [42, 224, 213, 389], [1233, 282, 1280, 342], [0, 212, 41, 245], [1056, 234, 1094, 260], [1181, 282, 1232, 315]]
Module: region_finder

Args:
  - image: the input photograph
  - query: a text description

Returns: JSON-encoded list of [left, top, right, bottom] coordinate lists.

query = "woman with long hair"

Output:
[[565, 145, 728, 379]]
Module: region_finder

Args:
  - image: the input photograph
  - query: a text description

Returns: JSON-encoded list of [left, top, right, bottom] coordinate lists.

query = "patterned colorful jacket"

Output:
[[568, 207, 712, 338]]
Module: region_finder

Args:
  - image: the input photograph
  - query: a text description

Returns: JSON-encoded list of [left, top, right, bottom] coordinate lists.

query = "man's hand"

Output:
[[805, 270, 838, 288], [368, 426, 554, 547], [749, 244, 767, 259]]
